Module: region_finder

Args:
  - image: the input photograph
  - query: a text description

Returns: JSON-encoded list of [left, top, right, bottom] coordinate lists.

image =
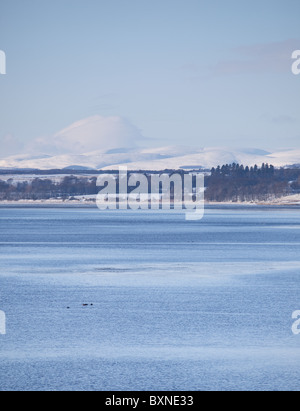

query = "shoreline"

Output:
[[0, 198, 299, 208]]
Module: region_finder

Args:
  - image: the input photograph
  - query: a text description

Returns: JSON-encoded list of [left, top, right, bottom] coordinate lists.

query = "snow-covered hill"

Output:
[[0, 146, 299, 170]]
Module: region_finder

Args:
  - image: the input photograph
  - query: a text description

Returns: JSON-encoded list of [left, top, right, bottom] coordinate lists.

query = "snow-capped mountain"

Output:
[[0, 146, 299, 170], [1, 116, 298, 170]]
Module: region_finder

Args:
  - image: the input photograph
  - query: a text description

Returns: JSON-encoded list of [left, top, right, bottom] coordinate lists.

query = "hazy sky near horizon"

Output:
[[0, 0, 300, 157]]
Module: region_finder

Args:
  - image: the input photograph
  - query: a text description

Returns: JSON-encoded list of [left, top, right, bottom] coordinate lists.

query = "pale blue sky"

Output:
[[0, 0, 300, 157]]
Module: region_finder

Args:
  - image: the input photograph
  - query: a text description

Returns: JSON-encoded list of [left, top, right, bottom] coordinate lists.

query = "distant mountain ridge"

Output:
[[0, 146, 299, 170]]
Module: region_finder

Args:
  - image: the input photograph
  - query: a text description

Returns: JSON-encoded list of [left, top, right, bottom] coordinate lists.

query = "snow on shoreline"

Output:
[[0, 194, 299, 207]]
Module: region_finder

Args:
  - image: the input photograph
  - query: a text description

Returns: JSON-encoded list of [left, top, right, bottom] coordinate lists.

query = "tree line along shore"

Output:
[[0, 163, 300, 203]]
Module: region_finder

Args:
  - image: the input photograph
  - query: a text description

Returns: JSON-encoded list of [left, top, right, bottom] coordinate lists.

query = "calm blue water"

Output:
[[0, 206, 300, 391]]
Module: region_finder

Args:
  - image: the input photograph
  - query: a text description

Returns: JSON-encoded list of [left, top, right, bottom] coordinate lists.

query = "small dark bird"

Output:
[[82, 304, 89, 307]]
